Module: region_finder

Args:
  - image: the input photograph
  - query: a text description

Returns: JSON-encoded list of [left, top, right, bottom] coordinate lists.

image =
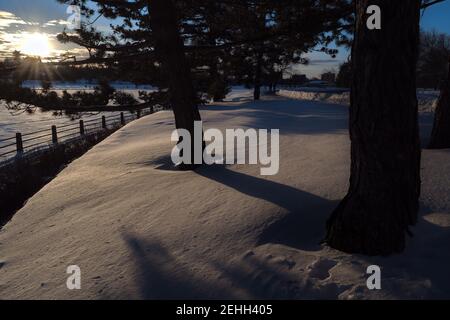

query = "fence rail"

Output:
[[0, 107, 155, 163]]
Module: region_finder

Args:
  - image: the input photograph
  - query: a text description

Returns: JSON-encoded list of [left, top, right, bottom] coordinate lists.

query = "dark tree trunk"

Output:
[[209, 60, 222, 102], [254, 53, 263, 100], [148, 0, 202, 167], [325, 0, 422, 256], [428, 57, 450, 149]]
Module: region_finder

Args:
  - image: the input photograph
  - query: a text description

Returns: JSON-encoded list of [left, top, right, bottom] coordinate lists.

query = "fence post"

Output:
[[16, 132, 23, 154], [52, 125, 58, 144], [120, 112, 125, 125], [80, 120, 85, 136], [102, 116, 107, 129], [137, 109, 141, 119]]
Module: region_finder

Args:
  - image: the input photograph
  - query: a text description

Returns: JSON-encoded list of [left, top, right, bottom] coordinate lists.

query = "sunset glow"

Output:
[[20, 33, 51, 57]]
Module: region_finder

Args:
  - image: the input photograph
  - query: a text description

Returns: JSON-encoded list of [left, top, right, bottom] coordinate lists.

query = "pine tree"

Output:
[[224, 0, 352, 100], [56, 0, 352, 98], [429, 56, 450, 149], [52, 0, 351, 167], [325, 0, 422, 255]]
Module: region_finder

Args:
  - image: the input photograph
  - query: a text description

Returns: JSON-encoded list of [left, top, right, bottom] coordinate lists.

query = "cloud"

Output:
[[0, 10, 27, 29], [0, 8, 114, 60], [44, 19, 69, 27], [0, 11, 66, 59]]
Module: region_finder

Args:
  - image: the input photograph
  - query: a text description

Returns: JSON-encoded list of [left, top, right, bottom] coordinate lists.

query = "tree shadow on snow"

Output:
[[123, 232, 326, 299], [346, 206, 450, 298], [205, 98, 350, 136], [148, 154, 178, 171], [210, 254, 350, 299], [205, 97, 435, 146], [196, 165, 337, 252], [418, 112, 435, 148], [122, 233, 236, 299]]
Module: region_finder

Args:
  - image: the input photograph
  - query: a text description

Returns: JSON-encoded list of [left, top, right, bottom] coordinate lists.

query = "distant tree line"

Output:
[[417, 30, 450, 89], [335, 30, 450, 89], [0, 79, 156, 112], [0, 51, 151, 84]]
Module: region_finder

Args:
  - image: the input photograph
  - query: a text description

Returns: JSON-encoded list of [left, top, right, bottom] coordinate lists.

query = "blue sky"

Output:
[[1, 0, 449, 77], [421, 0, 450, 34], [299, 0, 450, 77]]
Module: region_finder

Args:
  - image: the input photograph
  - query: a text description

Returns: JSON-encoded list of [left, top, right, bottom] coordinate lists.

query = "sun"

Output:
[[20, 33, 51, 57]]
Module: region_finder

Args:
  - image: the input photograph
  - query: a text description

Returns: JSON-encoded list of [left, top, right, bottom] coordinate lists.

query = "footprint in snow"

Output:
[[308, 258, 338, 280]]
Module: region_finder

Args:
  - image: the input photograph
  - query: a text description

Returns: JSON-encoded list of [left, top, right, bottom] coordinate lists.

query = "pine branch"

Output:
[[49, 52, 154, 66], [421, 0, 447, 9]]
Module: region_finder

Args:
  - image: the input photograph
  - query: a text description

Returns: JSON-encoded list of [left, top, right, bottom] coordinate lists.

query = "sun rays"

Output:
[[20, 33, 52, 58]]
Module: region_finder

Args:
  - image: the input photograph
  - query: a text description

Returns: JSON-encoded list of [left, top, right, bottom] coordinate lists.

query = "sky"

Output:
[[0, 0, 449, 78]]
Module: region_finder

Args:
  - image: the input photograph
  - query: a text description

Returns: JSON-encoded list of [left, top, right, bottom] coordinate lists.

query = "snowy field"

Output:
[[21, 80, 153, 91], [278, 89, 440, 113], [0, 86, 439, 144], [0, 83, 154, 141], [0, 83, 155, 159], [0, 89, 449, 299], [0, 99, 141, 141]]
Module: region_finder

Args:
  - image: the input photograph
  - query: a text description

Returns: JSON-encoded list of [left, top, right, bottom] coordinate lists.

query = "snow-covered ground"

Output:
[[0, 102, 137, 142], [21, 80, 154, 91], [278, 86, 349, 93], [278, 89, 440, 113], [0, 90, 449, 299], [0, 85, 155, 159]]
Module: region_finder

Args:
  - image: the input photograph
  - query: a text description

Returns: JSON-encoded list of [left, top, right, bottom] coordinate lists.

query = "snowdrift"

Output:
[[278, 89, 439, 113], [0, 92, 449, 299]]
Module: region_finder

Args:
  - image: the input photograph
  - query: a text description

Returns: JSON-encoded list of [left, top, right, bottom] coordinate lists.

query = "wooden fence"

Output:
[[0, 108, 152, 164]]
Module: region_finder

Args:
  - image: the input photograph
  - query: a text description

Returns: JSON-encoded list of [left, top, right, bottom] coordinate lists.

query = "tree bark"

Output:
[[325, 0, 422, 256], [148, 0, 202, 167], [254, 53, 263, 100], [209, 59, 223, 102], [428, 57, 450, 149]]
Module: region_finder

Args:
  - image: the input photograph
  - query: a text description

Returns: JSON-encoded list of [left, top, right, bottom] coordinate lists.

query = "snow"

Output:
[[0, 85, 155, 159], [279, 86, 349, 93], [22, 80, 154, 91], [0, 89, 449, 299], [278, 89, 440, 113], [0, 103, 133, 141]]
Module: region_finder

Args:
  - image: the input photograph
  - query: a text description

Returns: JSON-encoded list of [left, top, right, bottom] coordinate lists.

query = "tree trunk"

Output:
[[148, 0, 202, 167], [254, 53, 263, 100], [428, 57, 450, 149], [209, 60, 223, 102], [325, 0, 422, 256]]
